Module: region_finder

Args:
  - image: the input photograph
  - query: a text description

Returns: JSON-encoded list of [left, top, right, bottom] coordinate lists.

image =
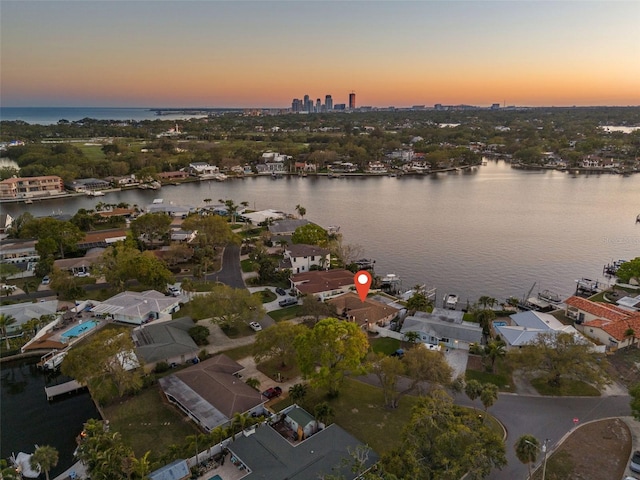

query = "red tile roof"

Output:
[[565, 296, 631, 322], [600, 317, 640, 342]]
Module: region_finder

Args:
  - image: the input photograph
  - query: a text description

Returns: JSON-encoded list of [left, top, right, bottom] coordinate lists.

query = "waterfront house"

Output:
[[91, 290, 180, 325], [157, 171, 189, 182], [282, 244, 330, 274], [0, 299, 58, 336], [290, 269, 355, 301], [400, 309, 482, 350], [494, 310, 582, 350], [0, 175, 65, 199], [146, 201, 196, 218], [158, 354, 265, 432], [240, 209, 286, 225], [65, 177, 111, 193], [328, 292, 400, 329], [564, 295, 631, 325], [268, 219, 310, 236], [132, 316, 200, 371], [187, 162, 219, 178], [366, 161, 388, 174]]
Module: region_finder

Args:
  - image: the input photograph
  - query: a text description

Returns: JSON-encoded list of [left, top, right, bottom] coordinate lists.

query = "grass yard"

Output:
[[530, 377, 601, 396], [465, 356, 515, 392], [241, 259, 256, 273], [77, 143, 107, 162], [252, 289, 277, 303], [257, 357, 301, 384], [103, 387, 200, 461], [220, 343, 255, 360], [532, 418, 631, 480], [369, 337, 401, 355], [268, 305, 303, 322]]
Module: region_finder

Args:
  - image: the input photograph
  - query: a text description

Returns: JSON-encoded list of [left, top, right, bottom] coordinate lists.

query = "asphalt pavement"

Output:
[[207, 244, 244, 288]]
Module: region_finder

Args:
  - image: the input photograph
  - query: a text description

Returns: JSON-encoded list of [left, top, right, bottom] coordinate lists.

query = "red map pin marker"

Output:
[[354, 270, 372, 302]]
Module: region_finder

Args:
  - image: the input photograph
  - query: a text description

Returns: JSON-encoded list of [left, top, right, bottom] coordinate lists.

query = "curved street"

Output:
[[206, 244, 244, 288]]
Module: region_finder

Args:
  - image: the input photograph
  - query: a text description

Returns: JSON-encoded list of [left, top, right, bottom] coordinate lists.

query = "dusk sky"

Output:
[[1, 1, 639, 108]]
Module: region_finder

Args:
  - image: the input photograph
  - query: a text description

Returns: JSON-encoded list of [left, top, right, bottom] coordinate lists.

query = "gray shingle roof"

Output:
[[401, 315, 482, 344], [133, 317, 199, 364], [230, 423, 378, 480]]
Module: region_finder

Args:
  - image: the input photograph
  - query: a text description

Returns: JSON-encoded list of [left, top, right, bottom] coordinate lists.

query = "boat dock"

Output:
[[45, 380, 85, 401]]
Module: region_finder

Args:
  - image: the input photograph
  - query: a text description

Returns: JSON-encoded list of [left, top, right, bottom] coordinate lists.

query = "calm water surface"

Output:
[[0, 359, 100, 477], [9, 160, 640, 304]]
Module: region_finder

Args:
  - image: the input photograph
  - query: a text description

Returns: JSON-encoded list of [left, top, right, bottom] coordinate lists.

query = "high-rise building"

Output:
[[316, 98, 321, 112], [291, 98, 302, 113], [349, 92, 356, 110], [303, 95, 311, 113], [325, 95, 333, 111]]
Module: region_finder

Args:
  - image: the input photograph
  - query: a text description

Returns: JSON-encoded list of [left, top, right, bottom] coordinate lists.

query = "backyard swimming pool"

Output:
[[61, 320, 98, 339]]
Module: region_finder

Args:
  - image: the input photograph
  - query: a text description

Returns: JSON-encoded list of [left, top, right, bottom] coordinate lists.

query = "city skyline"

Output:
[[1, 1, 639, 108]]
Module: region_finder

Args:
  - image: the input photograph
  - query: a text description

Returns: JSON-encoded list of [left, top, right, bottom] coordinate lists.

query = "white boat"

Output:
[[11, 450, 41, 479], [443, 293, 459, 310], [41, 350, 68, 370], [86, 190, 105, 196]]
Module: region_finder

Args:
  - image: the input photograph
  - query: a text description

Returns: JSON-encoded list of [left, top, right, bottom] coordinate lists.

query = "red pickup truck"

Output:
[[262, 386, 283, 399]]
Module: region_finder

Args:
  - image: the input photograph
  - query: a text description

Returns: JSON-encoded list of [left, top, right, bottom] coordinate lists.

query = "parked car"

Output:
[[167, 286, 181, 297], [262, 386, 282, 399], [390, 349, 404, 358], [249, 321, 262, 332], [275, 287, 287, 296], [630, 451, 640, 473], [41, 276, 50, 285], [75, 271, 90, 278], [278, 297, 298, 308]]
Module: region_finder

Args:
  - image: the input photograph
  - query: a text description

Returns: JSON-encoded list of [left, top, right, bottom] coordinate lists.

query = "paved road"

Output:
[[358, 373, 631, 479], [207, 244, 244, 288]]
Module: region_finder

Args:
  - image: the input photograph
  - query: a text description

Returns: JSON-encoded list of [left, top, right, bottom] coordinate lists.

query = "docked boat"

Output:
[[38, 349, 68, 371], [86, 190, 105, 196], [575, 278, 601, 295], [443, 293, 459, 310], [10, 450, 41, 478], [538, 289, 562, 304], [354, 258, 376, 270], [380, 274, 402, 294]]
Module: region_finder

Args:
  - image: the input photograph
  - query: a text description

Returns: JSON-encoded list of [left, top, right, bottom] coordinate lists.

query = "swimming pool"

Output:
[[61, 320, 98, 339]]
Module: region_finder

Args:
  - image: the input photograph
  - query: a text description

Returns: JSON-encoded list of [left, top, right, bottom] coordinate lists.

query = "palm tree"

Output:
[[30, 445, 58, 480], [403, 331, 420, 345], [514, 434, 540, 479], [625, 327, 636, 348], [0, 313, 17, 349], [245, 377, 261, 390], [277, 239, 289, 253], [314, 401, 334, 427], [480, 383, 499, 422], [22, 279, 37, 298], [295, 204, 306, 218], [478, 295, 492, 309], [485, 340, 506, 372], [231, 412, 250, 436], [464, 379, 483, 403], [289, 383, 308, 404]]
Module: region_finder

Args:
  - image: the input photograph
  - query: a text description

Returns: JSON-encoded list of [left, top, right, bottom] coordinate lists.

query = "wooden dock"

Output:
[[45, 380, 85, 401]]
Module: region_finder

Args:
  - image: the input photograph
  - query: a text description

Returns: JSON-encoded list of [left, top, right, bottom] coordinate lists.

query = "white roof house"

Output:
[[240, 209, 286, 225], [91, 290, 180, 325], [0, 300, 58, 335], [495, 311, 580, 349]]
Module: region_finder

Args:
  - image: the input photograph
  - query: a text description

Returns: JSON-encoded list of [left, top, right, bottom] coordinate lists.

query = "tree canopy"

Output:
[[61, 328, 143, 404], [185, 284, 264, 329], [510, 331, 609, 388], [295, 317, 369, 396], [253, 321, 307, 367], [291, 223, 329, 247], [379, 389, 506, 479], [130, 213, 172, 248], [617, 257, 640, 284]]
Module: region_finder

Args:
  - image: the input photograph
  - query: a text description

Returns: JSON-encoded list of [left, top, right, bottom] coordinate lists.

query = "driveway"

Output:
[[443, 349, 469, 379], [207, 244, 244, 288], [247, 286, 298, 313]]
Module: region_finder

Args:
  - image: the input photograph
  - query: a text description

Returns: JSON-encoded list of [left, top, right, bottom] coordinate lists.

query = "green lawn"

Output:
[[252, 289, 277, 303], [103, 387, 200, 461], [466, 369, 514, 392], [530, 377, 601, 396], [268, 305, 303, 322], [241, 259, 256, 273], [77, 143, 107, 162], [369, 337, 401, 355]]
